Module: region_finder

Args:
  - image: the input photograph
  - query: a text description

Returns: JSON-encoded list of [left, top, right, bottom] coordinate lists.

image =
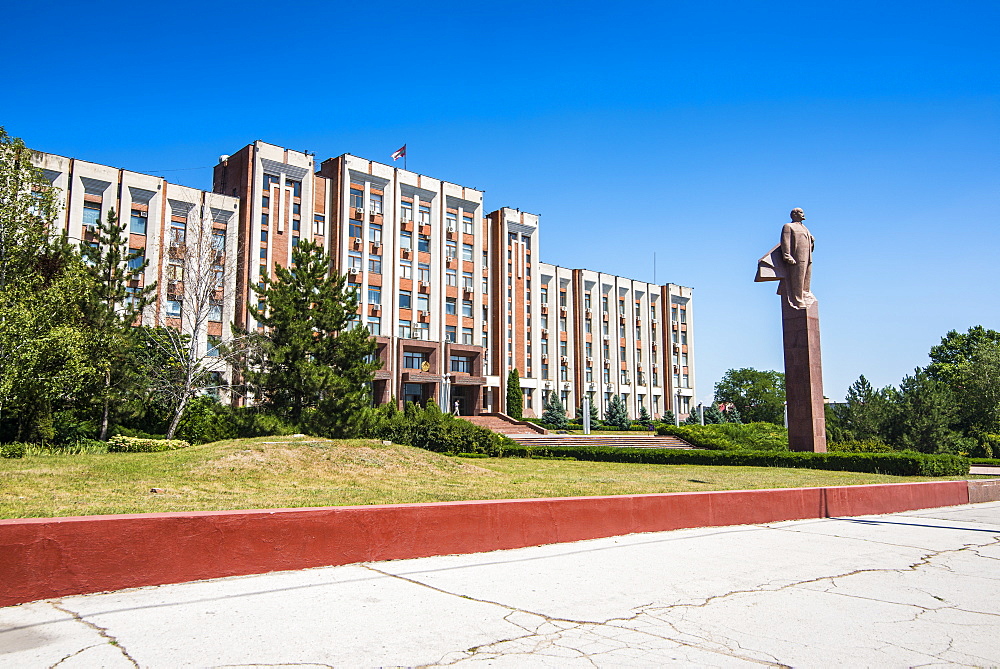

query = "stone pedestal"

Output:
[[781, 300, 827, 452]]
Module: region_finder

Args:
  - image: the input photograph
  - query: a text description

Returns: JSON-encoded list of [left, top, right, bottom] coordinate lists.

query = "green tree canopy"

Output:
[[713, 368, 785, 425], [506, 369, 522, 419], [248, 239, 379, 435], [604, 394, 630, 429], [541, 393, 568, 429]]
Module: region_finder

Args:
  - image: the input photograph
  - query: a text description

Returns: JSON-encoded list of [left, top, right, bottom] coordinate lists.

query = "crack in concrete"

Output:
[[49, 602, 138, 668], [48, 642, 102, 668]]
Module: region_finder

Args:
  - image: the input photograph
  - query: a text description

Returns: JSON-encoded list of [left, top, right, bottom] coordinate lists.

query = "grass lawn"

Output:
[[0, 436, 982, 519]]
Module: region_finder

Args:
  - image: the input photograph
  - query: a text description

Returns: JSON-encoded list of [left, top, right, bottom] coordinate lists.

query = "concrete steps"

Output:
[[462, 414, 548, 435], [506, 434, 694, 449]]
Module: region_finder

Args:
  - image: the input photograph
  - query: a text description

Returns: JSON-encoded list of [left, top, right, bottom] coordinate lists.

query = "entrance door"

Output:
[[403, 383, 423, 407]]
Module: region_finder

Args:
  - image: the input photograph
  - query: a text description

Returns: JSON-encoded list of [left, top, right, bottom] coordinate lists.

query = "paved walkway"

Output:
[[2, 502, 999, 667]]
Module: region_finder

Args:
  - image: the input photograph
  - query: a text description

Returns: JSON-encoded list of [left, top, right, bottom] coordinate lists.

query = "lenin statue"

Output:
[[755, 208, 815, 309]]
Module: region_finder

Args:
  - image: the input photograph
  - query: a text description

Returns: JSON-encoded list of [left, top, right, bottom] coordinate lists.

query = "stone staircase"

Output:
[[462, 413, 549, 435], [506, 433, 694, 449]]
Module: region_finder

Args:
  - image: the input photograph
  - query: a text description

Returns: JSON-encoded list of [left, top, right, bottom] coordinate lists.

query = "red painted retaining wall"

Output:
[[0, 480, 971, 607]]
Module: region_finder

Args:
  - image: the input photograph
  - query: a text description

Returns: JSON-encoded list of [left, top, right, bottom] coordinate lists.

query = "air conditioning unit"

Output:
[[372, 304, 381, 312], [604, 360, 611, 368], [372, 241, 381, 250], [419, 310, 429, 317], [563, 383, 571, 390], [354, 207, 364, 217], [541, 328, 549, 337], [349, 267, 360, 275], [447, 226, 456, 233], [585, 309, 592, 317], [586, 356, 593, 364], [137, 210, 147, 218], [560, 355, 568, 363]]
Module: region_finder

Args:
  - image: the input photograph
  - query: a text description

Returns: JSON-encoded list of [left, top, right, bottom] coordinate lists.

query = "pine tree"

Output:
[[604, 394, 629, 429], [703, 404, 725, 424], [683, 407, 701, 425], [249, 239, 379, 433], [81, 208, 156, 439], [637, 403, 651, 422], [542, 393, 568, 429], [661, 409, 675, 426], [724, 406, 742, 424], [506, 369, 522, 419]]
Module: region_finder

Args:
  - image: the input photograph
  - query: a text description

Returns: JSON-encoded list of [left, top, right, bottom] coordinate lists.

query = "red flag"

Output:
[[391, 145, 406, 161]]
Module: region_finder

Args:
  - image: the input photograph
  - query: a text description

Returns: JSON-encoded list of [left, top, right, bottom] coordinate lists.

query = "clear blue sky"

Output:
[[3, 0, 998, 402]]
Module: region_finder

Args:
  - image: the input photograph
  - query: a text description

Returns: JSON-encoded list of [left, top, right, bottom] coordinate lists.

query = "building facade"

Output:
[[34, 141, 695, 419]]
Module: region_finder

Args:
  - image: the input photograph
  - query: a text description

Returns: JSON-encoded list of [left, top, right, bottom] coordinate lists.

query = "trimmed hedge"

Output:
[[970, 458, 1000, 466], [107, 436, 191, 453], [657, 423, 789, 451], [501, 444, 969, 476], [0, 442, 27, 459]]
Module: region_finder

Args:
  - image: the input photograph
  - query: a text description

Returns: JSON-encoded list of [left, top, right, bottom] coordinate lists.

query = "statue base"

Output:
[[781, 299, 827, 452]]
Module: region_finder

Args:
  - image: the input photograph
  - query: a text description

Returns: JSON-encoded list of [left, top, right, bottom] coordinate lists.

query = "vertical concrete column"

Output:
[[781, 300, 827, 452]]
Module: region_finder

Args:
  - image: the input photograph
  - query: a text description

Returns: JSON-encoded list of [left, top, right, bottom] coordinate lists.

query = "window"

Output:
[[585, 342, 593, 357], [368, 286, 381, 305], [370, 192, 383, 214], [125, 286, 143, 307], [523, 387, 534, 409], [367, 316, 381, 336], [619, 324, 626, 338], [461, 327, 473, 344], [462, 243, 473, 261], [348, 282, 361, 303], [398, 320, 412, 338], [586, 368, 594, 382], [602, 295, 609, 312], [462, 272, 474, 290], [169, 222, 186, 246], [414, 321, 430, 339], [482, 250, 489, 268], [261, 213, 269, 227], [446, 325, 457, 342], [541, 362, 550, 380], [401, 201, 413, 221], [404, 351, 427, 369], [350, 187, 363, 210], [212, 230, 226, 252], [541, 286, 548, 304], [166, 299, 182, 318], [291, 236, 299, 247], [418, 234, 430, 253], [461, 300, 473, 317], [263, 173, 280, 189], [209, 303, 223, 322], [369, 223, 382, 244], [129, 209, 147, 234], [482, 279, 488, 293], [559, 317, 567, 332], [621, 370, 629, 384], [287, 179, 302, 198], [400, 231, 413, 251], [585, 319, 592, 334], [560, 365, 568, 381], [416, 295, 429, 313], [128, 252, 145, 272], [349, 221, 362, 239], [450, 355, 471, 373], [314, 214, 325, 235], [348, 252, 362, 271], [446, 298, 457, 315], [636, 326, 642, 340], [446, 211, 457, 230], [167, 261, 184, 281], [399, 290, 412, 310], [260, 248, 268, 260], [292, 202, 301, 216], [559, 291, 567, 307], [620, 346, 627, 362], [418, 263, 430, 283], [368, 255, 382, 274], [446, 269, 457, 286], [445, 240, 457, 258], [585, 293, 592, 309], [541, 314, 549, 329], [262, 195, 270, 209], [418, 204, 431, 225], [399, 260, 412, 279]]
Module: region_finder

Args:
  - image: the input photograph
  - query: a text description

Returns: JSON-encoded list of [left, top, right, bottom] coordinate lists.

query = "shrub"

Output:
[[828, 439, 894, 453], [499, 445, 969, 476], [107, 436, 191, 453], [364, 404, 515, 456], [0, 442, 27, 458], [658, 422, 789, 451]]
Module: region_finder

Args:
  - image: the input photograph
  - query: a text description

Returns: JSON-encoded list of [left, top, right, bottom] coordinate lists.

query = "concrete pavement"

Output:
[[2, 501, 999, 667]]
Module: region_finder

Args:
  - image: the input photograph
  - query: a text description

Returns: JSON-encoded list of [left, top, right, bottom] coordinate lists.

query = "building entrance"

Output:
[[403, 383, 425, 407]]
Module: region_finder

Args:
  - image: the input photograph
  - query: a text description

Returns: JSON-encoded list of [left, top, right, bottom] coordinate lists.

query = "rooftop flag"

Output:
[[391, 145, 406, 161]]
